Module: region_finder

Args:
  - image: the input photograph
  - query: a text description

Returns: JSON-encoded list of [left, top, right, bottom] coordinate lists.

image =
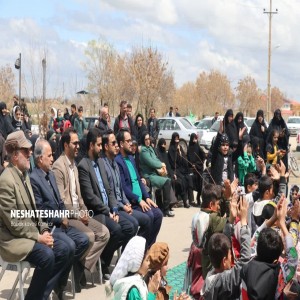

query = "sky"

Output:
[[1, 0, 299, 102]]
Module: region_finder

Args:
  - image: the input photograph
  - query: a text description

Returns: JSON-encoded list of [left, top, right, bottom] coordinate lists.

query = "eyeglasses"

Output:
[[109, 141, 118, 146], [70, 141, 80, 146]]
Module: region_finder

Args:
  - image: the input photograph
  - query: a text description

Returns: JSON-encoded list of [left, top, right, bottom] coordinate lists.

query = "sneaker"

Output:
[[163, 210, 175, 217]]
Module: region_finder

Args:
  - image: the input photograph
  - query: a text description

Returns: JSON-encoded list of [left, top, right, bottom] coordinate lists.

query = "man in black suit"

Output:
[[30, 139, 90, 297], [77, 127, 136, 277]]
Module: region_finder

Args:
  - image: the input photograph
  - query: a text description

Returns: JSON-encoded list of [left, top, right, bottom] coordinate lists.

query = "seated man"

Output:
[[30, 139, 90, 298], [115, 129, 163, 247], [0, 131, 72, 300], [101, 129, 152, 246], [52, 128, 110, 291], [77, 127, 136, 276]]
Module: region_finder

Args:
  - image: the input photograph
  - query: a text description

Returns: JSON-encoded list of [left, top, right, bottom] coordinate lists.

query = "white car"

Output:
[[287, 116, 300, 135], [157, 117, 202, 153], [200, 119, 222, 150]]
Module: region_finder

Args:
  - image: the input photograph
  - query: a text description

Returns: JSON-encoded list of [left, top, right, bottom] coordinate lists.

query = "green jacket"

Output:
[[139, 145, 169, 188], [237, 152, 256, 185]]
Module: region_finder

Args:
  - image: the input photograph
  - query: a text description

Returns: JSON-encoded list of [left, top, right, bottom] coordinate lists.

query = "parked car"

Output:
[[244, 117, 255, 131], [157, 117, 201, 153], [287, 116, 300, 135], [194, 117, 213, 140], [199, 119, 221, 150]]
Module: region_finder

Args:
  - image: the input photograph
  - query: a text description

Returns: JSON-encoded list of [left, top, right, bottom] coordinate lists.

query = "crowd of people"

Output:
[[0, 97, 299, 300]]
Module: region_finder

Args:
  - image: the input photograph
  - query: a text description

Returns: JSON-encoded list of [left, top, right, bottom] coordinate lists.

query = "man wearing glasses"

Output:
[[115, 129, 163, 247], [52, 128, 110, 291], [0, 131, 71, 299]]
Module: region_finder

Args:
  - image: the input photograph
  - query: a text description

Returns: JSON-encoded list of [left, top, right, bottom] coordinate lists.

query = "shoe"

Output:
[[54, 287, 64, 300], [163, 210, 175, 217], [184, 203, 190, 208], [80, 272, 87, 287], [190, 202, 199, 207], [101, 265, 111, 281]]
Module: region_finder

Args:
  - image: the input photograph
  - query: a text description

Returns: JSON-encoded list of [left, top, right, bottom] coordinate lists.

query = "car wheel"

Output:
[[179, 140, 187, 155]]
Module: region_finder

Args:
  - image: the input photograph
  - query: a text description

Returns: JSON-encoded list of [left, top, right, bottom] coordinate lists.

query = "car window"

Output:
[[180, 118, 193, 129], [158, 119, 166, 130], [163, 119, 180, 130], [197, 119, 212, 129], [210, 120, 220, 132], [288, 118, 300, 124], [245, 119, 255, 127]]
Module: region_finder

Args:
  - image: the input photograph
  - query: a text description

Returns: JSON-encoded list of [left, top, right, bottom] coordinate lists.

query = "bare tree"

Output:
[[235, 76, 261, 116], [0, 65, 15, 104], [270, 86, 285, 113], [195, 70, 234, 116]]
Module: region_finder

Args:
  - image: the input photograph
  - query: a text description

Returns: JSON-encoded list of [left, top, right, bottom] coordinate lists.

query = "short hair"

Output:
[[71, 104, 76, 110], [169, 106, 173, 110], [244, 173, 258, 193], [258, 175, 273, 199], [257, 228, 283, 263], [116, 128, 130, 147], [208, 233, 231, 268], [60, 127, 77, 151], [127, 103, 132, 109], [86, 127, 102, 151], [34, 139, 49, 165], [78, 106, 83, 112], [150, 108, 155, 113], [120, 100, 127, 107], [291, 185, 300, 193], [201, 184, 222, 209], [102, 129, 114, 152]]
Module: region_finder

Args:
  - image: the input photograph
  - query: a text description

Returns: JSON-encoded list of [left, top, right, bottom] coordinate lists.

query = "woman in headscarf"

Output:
[[48, 107, 57, 130], [53, 108, 65, 134], [234, 112, 249, 143], [0, 102, 14, 139], [139, 132, 175, 217], [249, 110, 268, 159], [11, 106, 22, 131], [266, 109, 290, 169], [134, 114, 148, 145], [168, 132, 193, 208], [187, 133, 206, 206], [223, 109, 238, 147]]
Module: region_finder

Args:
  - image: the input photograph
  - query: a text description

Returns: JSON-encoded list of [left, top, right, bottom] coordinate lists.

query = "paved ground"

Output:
[[1, 136, 299, 299]]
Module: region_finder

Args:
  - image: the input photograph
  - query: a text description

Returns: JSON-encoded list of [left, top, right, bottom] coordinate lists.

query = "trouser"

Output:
[[119, 209, 152, 248], [53, 226, 90, 290], [68, 218, 110, 272], [94, 213, 137, 268], [25, 239, 72, 300], [133, 206, 163, 247]]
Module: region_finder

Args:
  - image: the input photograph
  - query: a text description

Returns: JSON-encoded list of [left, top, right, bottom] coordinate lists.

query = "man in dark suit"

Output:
[[78, 127, 136, 276], [115, 129, 163, 247], [30, 139, 90, 298], [0, 131, 71, 300]]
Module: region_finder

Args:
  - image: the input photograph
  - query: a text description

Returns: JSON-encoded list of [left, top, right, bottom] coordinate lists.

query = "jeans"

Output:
[[24, 238, 72, 300]]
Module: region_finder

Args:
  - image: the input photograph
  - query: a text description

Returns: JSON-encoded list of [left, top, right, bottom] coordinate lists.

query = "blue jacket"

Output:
[[115, 153, 149, 205]]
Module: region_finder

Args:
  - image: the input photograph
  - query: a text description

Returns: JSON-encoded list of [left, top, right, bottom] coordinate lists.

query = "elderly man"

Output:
[[96, 106, 110, 134], [30, 139, 90, 298], [52, 128, 110, 291], [0, 131, 72, 300]]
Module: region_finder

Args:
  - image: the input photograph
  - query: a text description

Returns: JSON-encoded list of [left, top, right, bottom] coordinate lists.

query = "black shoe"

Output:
[[163, 210, 175, 217], [184, 203, 190, 208], [80, 272, 87, 287], [101, 265, 111, 281]]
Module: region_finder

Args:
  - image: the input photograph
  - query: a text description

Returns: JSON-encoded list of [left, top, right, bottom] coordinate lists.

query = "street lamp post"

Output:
[[264, 0, 278, 122], [42, 58, 46, 113], [14, 53, 21, 105]]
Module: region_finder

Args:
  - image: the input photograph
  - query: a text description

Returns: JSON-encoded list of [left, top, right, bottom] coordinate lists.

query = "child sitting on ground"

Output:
[[200, 194, 251, 300]]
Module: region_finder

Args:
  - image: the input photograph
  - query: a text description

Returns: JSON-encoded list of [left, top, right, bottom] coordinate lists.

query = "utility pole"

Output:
[[264, 0, 278, 122], [14, 53, 21, 105], [42, 58, 46, 113]]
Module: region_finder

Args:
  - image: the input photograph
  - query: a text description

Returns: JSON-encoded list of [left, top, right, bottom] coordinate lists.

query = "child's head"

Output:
[[271, 129, 279, 145], [208, 233, 232, 271], [256, 228, 283, 264], [290, 185, 300, 205], [258, 175, 274, 200], [247, 143, 253, 156], [148, 242, 169, 277], [218, 134, 229, 156], [244, 173, 258, 193], [201, 184, 222, 212]]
